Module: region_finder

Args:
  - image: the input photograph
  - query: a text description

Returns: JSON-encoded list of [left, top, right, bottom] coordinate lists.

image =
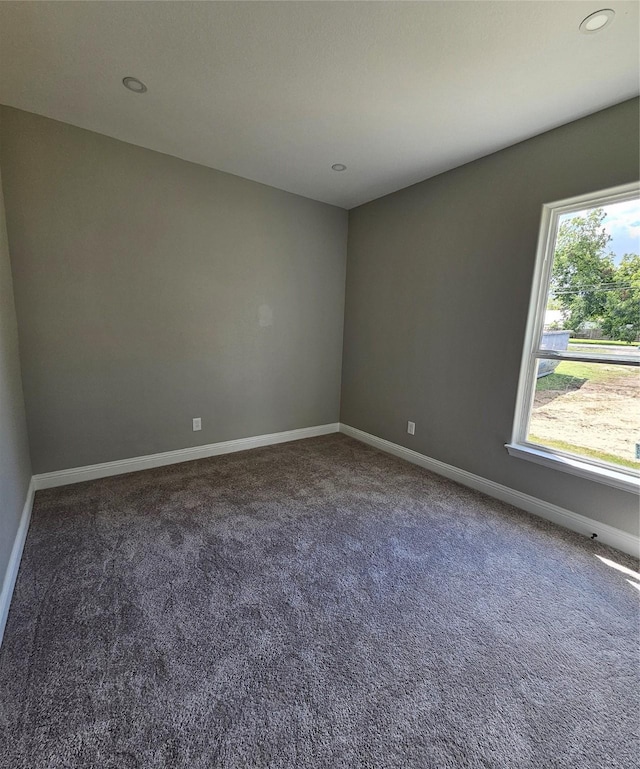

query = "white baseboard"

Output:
[[339, 424, 640, 559], [0, 479, 35, 648], [33, 423, 340, 490]]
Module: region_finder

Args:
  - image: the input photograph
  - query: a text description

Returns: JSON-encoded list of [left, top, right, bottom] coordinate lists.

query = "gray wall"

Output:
[[2, 100, 638, 536], [0, 107, 347, 474], [341, 98, 640, 537], [0, 157, 32, 594]]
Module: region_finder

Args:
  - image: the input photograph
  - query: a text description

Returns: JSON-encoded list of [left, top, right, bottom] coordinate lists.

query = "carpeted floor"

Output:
[[0, 434, 638, 769]]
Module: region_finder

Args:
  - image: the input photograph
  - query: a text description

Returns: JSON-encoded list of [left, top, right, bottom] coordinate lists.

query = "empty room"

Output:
[[0, 2, 639, 767]]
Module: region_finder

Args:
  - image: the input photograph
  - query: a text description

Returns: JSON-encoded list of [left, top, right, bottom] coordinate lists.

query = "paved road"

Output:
[[568, 343, 640, 359]]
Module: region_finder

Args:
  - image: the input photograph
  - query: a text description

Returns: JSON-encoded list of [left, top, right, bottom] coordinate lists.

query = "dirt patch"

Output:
[[529, 373, 639, 464], [534, 388, 574, 408]]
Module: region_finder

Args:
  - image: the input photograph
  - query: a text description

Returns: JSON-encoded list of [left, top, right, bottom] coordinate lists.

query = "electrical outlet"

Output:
[[407, 421, 415, 435], [192, 418, 202, 432]]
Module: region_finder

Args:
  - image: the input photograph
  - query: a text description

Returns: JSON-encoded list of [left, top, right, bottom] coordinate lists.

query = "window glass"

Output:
[[515, 188, 640, 481], [540, 199, 640, 353], [528, 360, 639, 471]]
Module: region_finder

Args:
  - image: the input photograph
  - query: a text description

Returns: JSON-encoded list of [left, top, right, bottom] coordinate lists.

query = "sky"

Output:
[[560, 197, 640, 265], [601, 198, 640, 263]]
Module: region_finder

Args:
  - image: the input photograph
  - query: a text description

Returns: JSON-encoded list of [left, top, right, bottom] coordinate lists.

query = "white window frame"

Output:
[[506, 181, 640, 494]]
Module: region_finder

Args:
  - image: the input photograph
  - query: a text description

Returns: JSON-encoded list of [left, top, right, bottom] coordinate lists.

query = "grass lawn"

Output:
[[569, 338, 638, 347], [535, 371, 585, 392], [528, 435, 640, 471], [538, 360, 637, 388]]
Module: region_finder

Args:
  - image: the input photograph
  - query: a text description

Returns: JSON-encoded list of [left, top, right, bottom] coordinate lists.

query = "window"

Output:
[[508, 182, 640, 493]]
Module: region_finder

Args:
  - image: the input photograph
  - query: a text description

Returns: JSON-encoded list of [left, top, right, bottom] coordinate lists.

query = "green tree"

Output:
[[601, 254, 640, 343], [550, 208, 614, 332]]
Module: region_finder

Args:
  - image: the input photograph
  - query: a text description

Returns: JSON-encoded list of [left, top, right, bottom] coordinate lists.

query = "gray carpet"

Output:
[[0, 434, 638, 769]]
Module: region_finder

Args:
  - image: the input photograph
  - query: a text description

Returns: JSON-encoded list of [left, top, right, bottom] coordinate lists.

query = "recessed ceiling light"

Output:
[[331, 163, 347, 172], [579, 9, 615, 34], [122, 76, 147, 93]]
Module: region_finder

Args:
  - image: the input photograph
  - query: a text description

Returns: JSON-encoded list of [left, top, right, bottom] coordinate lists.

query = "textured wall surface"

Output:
[[0, 107, 347, 473], [341, 98, 640, 536], [0, 157, 32, 599]]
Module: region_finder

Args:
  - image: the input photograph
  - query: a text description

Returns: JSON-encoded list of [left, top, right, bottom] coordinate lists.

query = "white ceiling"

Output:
[[0, 2, 638, 209]]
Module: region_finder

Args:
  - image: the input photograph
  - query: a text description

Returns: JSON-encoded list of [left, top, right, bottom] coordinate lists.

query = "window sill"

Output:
[[505, 443, 640, 494]]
